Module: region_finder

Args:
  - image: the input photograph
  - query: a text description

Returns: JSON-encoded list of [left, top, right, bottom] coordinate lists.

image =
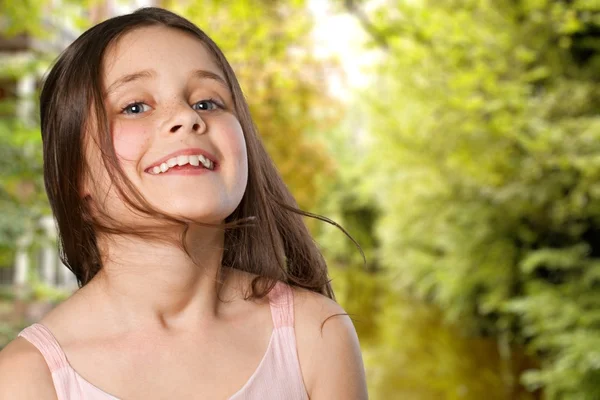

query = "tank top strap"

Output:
[[267, 281, 294, 328], [17, 323, 70, 372]]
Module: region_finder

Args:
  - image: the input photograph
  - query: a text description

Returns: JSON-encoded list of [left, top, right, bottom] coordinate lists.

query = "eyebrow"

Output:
[[190, 69, 229, 90], [104, 69, 229, 96], [104, 69, 155, 96]]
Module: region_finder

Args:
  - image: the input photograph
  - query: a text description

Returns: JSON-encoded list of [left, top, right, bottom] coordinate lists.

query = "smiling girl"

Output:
[[0, 7, 367, 400]]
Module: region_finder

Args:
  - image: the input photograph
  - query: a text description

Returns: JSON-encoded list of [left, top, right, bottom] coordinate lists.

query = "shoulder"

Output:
[[0, 336, 58, 399], [290, 286, 368, 400]]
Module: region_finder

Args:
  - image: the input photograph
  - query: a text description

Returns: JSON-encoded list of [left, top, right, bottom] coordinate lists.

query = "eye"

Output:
[[191, 99, 222, 111], [122, 102, 151, 115]]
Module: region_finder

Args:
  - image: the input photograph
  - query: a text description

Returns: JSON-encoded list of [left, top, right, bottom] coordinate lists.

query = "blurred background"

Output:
[[1, 0, 599, 398]]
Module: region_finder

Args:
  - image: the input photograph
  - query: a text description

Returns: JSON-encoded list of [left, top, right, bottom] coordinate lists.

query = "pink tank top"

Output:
[[18, 281, 308, 400]]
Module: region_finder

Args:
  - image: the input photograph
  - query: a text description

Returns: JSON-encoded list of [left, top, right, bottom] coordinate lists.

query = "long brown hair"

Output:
[[40, 7, 350, 300]]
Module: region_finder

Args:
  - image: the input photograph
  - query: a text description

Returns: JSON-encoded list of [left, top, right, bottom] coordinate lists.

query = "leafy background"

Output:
[[1, 0, 599, 398]]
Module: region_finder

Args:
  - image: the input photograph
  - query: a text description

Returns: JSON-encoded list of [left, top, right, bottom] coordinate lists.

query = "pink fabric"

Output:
[[18, 281, 308, 400]]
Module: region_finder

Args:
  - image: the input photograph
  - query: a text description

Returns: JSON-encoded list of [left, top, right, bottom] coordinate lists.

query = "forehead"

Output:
[[103, 25, 224, 86]]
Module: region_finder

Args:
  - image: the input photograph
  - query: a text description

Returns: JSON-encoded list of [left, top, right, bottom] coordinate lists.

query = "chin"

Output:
[[161, 201, 238, 224]]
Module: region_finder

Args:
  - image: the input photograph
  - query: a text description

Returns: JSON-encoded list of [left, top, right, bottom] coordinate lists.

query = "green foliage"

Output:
[[349, 0, 600, 397], [317, 98, 532, 398], [1, 0, 51, 37], [0, 117, 49, 252], [0, 57, 50, 262]]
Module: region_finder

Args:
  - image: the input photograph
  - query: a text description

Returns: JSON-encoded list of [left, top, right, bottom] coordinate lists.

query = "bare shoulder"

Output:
[[290, 286, 369, 400], [0, 336, 58, 399]]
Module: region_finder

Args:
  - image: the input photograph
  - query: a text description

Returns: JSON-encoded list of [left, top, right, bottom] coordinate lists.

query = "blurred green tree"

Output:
[[342, 0, 600, 398], [0, 0, 60, 265], [317, 96, 540, 399]]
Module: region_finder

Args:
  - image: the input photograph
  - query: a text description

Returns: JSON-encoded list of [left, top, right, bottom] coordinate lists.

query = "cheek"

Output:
[[220, 117, 246, 158], [112, 120, 151, 168], [225, 121, 248, 177]]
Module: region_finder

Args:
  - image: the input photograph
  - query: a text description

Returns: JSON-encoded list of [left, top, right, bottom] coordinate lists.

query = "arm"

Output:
[[0, 337, 59, 399], [294, 289, 369, 400]]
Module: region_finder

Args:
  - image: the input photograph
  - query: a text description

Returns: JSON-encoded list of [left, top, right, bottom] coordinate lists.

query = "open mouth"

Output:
[[146, 154, 215, 175]]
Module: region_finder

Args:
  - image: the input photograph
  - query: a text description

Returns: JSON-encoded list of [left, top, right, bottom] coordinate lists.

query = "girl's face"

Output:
[[84, 26, 248, 226]]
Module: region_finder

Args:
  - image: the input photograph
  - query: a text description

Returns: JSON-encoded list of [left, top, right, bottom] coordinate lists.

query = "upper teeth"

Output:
[[150, 154, 213, 174]]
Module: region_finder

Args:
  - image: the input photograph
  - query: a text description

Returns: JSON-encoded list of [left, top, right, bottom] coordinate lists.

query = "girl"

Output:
[[0, 7, 367, 400]]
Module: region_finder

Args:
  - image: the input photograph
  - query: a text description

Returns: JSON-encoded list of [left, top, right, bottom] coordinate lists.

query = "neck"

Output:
[[85, 225, 238, 334]]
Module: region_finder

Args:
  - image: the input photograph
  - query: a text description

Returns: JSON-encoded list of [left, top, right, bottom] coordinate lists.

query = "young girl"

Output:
[[0, 7, 367, 400]]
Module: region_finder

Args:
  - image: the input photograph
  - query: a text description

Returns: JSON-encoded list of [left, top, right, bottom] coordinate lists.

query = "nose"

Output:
[[167, 103, 206, 135]]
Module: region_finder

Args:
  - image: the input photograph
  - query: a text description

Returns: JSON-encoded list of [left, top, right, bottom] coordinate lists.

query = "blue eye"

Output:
[[122, 102, 151, 115], [192, 99, 222, 111]]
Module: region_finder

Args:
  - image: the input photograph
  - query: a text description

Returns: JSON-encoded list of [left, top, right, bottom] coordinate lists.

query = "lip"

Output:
[[144, 147, 218, 173]]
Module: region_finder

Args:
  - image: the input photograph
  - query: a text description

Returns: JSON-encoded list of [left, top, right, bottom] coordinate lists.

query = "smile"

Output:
[[147, 154, 215, 175]]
